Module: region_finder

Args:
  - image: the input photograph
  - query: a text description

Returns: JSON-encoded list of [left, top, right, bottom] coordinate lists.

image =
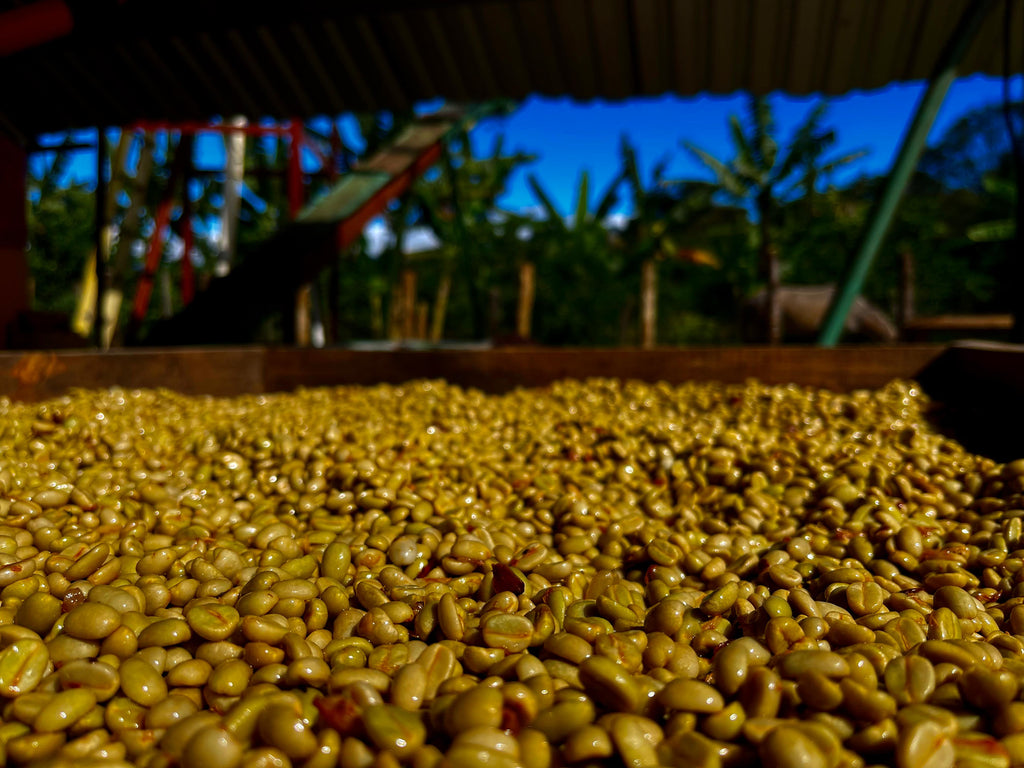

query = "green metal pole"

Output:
[[818, 0, 997, 346]]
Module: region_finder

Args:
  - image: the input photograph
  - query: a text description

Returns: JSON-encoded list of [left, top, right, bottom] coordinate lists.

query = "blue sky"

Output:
[[467, 73, 1021, 216], [36, 73, 1020, 223]]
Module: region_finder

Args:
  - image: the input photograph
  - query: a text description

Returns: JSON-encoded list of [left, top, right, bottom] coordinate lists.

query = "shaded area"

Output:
[[917, 341, 1024, 462]]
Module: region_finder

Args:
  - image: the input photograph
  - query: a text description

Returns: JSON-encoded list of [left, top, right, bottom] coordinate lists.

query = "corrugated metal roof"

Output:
[[1, 0, 1022, 140]]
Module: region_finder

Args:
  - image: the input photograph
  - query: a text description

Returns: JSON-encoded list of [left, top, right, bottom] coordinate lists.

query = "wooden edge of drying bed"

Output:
[[0, 344, 953, 401]]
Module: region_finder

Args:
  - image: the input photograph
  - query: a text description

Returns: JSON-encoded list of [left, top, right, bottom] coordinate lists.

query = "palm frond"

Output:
[[527, 174, 566, 230], [684, 142, 748, 198], [729, 114, 756, 171], [619, 136, 644, 200], [574, 171, 590, 226], [749, 96, 775, 169], [594, 175, 622, 221], [775, 101, 831, 182]]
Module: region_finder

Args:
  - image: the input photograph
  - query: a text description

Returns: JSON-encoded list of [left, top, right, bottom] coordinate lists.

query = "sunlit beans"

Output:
[[63, 603, 122, 640], [658, 679, 725, 713], [897, 719, 954, 768], [186, 604, 241, 642], [0, 639, 49, 697], [181, 724, 244, 768], [33, 688, 96, 732], [481, 613, 533, 653], [0, 377, 1020, 766], [119, 657, 168, 706], [363, 704, 427, 758], [258, 701, 318, 760]]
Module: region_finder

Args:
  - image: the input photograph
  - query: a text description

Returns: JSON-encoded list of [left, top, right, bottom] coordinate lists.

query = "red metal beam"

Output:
[[335, 142, 444, 251], [288, 121, 304, 218], [131, 135, 193, 329], [0, 0, 73, 56], [126, 120, 293, 137]]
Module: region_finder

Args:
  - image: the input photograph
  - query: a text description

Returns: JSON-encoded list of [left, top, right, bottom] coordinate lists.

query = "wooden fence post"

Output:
[[517, 261, 535, 341], [430, 273, 451, 343], [641, 259, 657, 349]]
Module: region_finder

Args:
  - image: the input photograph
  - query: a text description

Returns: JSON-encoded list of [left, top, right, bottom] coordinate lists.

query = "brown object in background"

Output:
[[401, 269, 417, 341], [430, 273, 451, 343]]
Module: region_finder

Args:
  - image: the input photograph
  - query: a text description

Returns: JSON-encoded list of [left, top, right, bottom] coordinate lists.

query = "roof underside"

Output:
[[2, 0, 1023, 140]]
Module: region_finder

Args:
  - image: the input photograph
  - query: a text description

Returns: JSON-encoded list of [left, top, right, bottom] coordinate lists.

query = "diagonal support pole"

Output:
[[818, 0, 998, 346]]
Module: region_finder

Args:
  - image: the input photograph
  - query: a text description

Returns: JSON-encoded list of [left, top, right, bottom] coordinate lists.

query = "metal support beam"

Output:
[[817, 0, 998, 347]]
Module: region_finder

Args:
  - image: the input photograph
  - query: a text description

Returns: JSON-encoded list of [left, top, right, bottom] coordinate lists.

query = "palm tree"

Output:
[[617, 138, 720, 346], [409, 129, 536, 339], [526, 171, 625, 344], [685, 96, 865, 343]]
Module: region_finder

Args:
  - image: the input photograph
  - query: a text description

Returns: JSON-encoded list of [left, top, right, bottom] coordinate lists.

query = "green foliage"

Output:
[[685, 96, 867, 242], [22, 96, 1020, 347], [919, 101, 1023, 190], [26, 149, 94, 315], [523, 171, 627, 344]]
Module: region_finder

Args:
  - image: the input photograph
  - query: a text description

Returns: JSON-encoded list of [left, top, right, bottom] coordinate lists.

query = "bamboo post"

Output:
[[640, 258, 657, 349], [400, 268, 417, 341], [217, 116, 246, 277], [516, 261, 535, 341], [294, 290, 312, 346], [766, 247, 782, 345], [430, 273, 451, 343]]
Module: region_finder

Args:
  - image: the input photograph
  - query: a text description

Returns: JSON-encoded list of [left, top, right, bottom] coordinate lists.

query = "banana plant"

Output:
[[524, 170, 630, 344], [684, 97, 866, 343], [967, 175, 1016, 243], [408, 129, 537, 339], [613, 138, 725, 346]]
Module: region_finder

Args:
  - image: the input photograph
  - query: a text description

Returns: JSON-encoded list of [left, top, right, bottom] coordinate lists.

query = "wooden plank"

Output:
[[0, 345, 962, 403], [264, 346, 946, 395], [904, 314, 1014, 332], [356, 122, 452, 176], [0, 348, 265, 402]]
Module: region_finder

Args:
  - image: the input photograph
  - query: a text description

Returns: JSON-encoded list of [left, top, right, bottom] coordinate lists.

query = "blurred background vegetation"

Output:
[[26, 96, 1021, 346]]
